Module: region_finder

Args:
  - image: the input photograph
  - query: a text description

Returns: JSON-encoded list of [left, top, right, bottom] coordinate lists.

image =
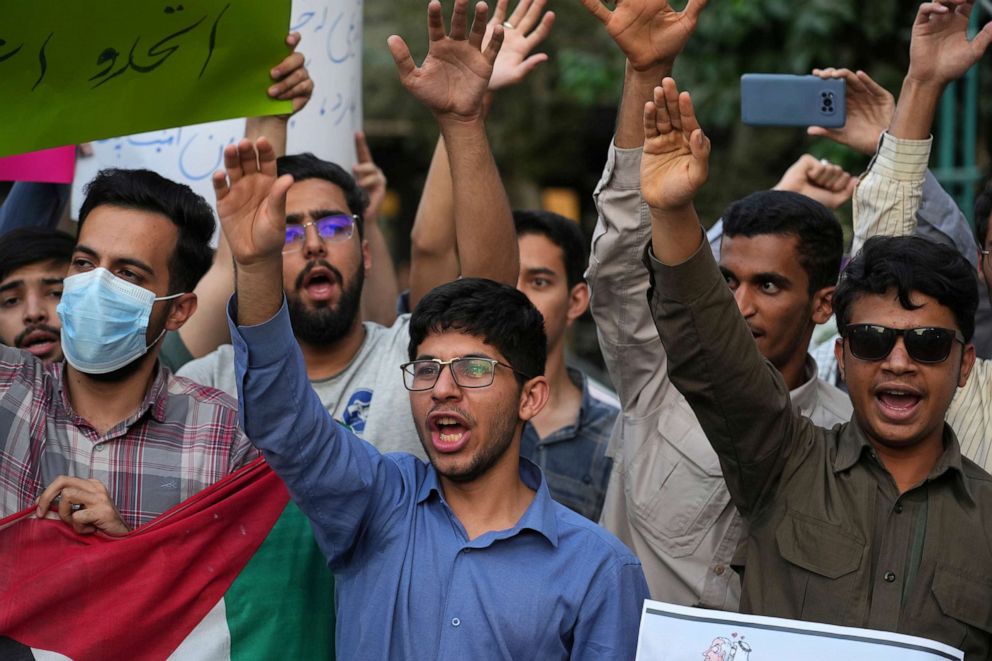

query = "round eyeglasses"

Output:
[[400, 357, 530, 391], [283, 214, 357, 253]]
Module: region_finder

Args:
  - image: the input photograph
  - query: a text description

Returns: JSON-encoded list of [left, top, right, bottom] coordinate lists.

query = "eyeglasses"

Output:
[[844, 324, 965, 364], [400, 357, 526, 391], [283, 214, 357, 253]]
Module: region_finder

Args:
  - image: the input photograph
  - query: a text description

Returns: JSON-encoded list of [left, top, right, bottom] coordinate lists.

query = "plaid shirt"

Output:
[[0, 345, 258, 530]]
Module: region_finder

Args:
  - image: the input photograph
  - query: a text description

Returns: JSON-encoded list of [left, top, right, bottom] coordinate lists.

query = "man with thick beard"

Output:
[[178, 29, 520, 458]]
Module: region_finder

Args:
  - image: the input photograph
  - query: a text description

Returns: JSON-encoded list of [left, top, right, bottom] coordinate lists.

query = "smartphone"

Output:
[[740, 74, 846, 128]]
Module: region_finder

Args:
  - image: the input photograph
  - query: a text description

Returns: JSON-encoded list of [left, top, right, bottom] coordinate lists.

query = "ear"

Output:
[[164, 293, 198, 332], [362, 238, 372, 276], [810, 285, 835, 325], [518, 375, 550, 422], [959, 342, 977, 388], [833, 336, 846, 382], [565, 282, 590, 327]]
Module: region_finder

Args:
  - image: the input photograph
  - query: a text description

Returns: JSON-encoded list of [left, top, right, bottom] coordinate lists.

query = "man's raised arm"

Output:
[[391, 0, 518, 305], [641, 79, 803, 516]]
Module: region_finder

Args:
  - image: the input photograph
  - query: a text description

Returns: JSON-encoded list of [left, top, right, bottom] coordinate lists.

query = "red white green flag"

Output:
[[0, 458, 335, 660]]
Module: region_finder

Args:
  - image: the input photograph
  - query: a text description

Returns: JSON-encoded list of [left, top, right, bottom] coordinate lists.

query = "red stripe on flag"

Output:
[[0, 457, 289, 661]]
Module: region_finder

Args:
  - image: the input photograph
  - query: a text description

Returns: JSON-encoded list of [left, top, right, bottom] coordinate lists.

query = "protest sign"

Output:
[[636, 601, 963, 661], [0, 0, 292, 160], [0, 147, 75, 184], [71, 0, 363, 217]]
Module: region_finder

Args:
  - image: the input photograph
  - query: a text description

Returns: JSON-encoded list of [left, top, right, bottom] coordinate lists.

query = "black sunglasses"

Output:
[[844, 324, 965, 364]]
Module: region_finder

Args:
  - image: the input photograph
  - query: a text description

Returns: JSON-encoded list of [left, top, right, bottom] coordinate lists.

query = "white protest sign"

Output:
[[72, 0, 362, 218], [635, 601, 963, 661]]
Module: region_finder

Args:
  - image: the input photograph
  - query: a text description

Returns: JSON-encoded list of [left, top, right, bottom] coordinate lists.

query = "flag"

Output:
[[0, 458, 335, 660]]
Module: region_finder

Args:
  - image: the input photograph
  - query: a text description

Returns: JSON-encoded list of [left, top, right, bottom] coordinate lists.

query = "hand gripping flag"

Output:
[[0, 458, 335, 660]]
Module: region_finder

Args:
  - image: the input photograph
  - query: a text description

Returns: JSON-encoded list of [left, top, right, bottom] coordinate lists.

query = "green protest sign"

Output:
[[0, 0, 292, 158]]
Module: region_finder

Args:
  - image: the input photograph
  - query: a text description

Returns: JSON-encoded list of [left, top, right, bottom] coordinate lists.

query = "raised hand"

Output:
[[486, 0, 555, 91], [773, 154, 857, 209], [641, 77, 710, 211], [353, 132, 387, 221], [807, 69, 894, 155], [907, 0, 992, 87], [212, 138, 294, 268], [580, 0, 707, 72], [388, 0, 503, 122], [268, 32, 314, 118]]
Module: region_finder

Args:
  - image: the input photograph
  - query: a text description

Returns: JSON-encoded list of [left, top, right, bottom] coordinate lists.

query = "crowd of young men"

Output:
[[2, 0, 992, 658]]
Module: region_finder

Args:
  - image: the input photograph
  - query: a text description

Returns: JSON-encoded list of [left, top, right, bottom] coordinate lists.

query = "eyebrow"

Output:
[[74, 245, 155, 276], [285, 208, 348, 225], [523, 267, 557, 278], [0, 276, 65, 294], [414, 353, 496, 361]]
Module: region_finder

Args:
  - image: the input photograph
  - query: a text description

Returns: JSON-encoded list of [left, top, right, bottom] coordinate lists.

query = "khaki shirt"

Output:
[[588, 145, 851, 608], [647, 239, 992, 657]]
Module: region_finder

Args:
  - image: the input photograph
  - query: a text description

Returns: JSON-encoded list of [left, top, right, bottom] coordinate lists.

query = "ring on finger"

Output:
[[502, 21, 514, 28]]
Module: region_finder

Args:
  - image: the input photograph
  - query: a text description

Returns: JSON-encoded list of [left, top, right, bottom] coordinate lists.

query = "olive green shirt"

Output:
[[647, 237, 992, 658]]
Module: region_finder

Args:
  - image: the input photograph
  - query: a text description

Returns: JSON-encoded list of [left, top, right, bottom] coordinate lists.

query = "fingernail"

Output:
[[271, 68, 281, 78], [268, 85, 279, 96]]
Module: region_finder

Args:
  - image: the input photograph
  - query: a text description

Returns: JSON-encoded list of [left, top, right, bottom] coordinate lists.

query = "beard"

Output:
[[418, 396, 520, 484], [288, 258, 364, 346]]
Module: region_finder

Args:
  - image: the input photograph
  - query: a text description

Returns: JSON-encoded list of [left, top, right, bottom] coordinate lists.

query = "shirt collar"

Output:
[[54, 360, 171, 427], [787, 355, 820, 411], [833, 421, 975, 504], [416, 457, 560, 547]]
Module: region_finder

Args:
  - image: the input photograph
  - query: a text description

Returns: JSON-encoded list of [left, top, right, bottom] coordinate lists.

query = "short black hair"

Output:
[[722, 190, 843, 294], [513, 210, 587, 289], [0, 228, 74, 283], [409, 278, 546, 385], [277, 153, 368, 239], [974, 178, 992, 249], [835, 235, 978, 341], [78, 169, 215, 294]]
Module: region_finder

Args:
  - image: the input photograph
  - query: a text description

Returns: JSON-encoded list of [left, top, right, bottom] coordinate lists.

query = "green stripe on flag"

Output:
[[224, 502, 335, 660]]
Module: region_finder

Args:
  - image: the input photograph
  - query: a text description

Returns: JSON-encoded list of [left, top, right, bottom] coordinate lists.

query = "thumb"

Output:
[[971, 20, 992, 59], [387, 35, 416, 80]]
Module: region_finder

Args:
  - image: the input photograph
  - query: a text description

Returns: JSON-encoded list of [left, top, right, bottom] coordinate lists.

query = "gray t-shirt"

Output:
[[178, 315, 424, 458]]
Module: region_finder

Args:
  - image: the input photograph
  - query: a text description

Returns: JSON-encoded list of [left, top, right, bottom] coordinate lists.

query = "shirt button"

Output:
[[894, 503, 903, 514], [582, 474, 593, 485], [883, 571, 896, 583], [713, 565, 726, 576], [95, 445, 106, 452], [451, 618, 461, 627]]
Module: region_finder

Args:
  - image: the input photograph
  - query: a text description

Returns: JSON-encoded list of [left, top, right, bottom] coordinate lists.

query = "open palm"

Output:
[[909, 1, 992, 85], [389, 0, 502, 121], [213, 139, 293, 267], [641, 79, 710, 211], [580, 0, 707, 71]]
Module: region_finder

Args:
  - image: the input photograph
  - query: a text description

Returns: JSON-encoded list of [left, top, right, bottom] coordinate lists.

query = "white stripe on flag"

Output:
[[167, 598, 232, 661]]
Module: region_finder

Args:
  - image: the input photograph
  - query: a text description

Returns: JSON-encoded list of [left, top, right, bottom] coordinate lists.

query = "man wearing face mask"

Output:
[[0, 168, 256, 535]]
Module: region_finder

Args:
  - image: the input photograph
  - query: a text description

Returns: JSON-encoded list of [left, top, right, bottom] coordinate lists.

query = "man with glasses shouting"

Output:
[[640, 61, 990, 652]]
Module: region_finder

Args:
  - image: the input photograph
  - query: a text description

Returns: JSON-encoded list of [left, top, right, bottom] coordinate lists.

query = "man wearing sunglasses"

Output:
[[641, 59, 989, 653], [847, 0, 992, 471]]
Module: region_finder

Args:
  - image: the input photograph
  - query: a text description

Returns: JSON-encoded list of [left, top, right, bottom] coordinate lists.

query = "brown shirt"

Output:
[[647, 237, 992, 658]]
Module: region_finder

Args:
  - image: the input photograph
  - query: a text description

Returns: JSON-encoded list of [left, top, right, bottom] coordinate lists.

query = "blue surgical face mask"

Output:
[[56, 268, 182, 375]]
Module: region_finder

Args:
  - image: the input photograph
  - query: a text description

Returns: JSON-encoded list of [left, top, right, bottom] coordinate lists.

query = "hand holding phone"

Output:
[[740, 74, 846, 128]]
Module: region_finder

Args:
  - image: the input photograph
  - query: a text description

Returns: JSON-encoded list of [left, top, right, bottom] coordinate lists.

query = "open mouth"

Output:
[[874, 385, 923, 420], [427, 411, 471, 453], [301, 265, 338, 301], [18, 329, 59, 357]]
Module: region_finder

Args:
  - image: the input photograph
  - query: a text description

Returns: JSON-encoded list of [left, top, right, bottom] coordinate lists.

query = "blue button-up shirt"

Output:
[[229, 301, 649, 660]]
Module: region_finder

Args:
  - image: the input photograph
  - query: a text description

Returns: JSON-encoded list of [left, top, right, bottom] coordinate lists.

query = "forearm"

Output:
[[234, 258, 284, 327], [852, 133, 930, 255], [615, 62, 671, 149], [360, 216, 400, 326], [888, 77, 944, 141], [646, 241, 797, 515], [441, 118, 518, 286], [244, 116, 289, 157], [649, 204, 705, 266], [409, 136, 459, 307]]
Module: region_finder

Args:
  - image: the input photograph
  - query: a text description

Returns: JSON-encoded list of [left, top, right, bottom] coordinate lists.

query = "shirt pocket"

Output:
[[621, 402, 730, 558], [922, 564, 992, 648], [776, 509, 867, 625]]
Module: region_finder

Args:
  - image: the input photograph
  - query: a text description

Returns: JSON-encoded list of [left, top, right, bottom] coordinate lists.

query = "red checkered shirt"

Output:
[[0, 345, 259, 529]]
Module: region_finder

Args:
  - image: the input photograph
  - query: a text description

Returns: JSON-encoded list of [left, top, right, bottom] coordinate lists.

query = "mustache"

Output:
[[294, 258, 343, 291], [14, 323, 60, 348]]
